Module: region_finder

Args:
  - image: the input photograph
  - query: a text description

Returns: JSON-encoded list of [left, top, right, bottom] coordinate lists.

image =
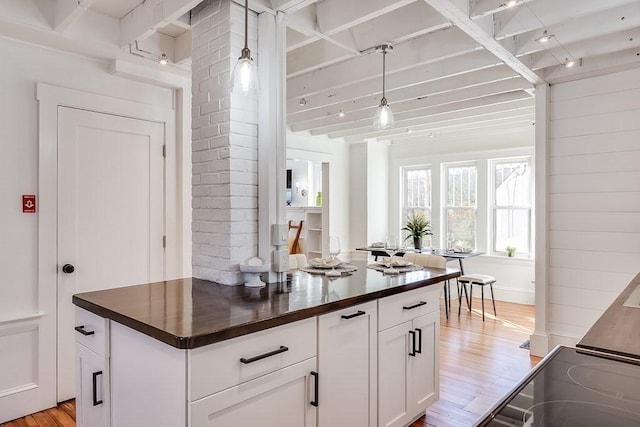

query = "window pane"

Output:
[[494, 161, 530, 206], [406, 169, 431, 209], [494, 208, 529, 252], [446, 208, 476, 250], [447, 166, 476, 207]]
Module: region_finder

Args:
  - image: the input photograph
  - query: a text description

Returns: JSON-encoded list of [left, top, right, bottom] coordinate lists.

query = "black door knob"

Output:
[[62, 264, 75, 274]]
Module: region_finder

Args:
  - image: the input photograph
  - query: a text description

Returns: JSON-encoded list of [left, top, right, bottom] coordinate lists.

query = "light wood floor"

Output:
[[3, 298, 538, 427]]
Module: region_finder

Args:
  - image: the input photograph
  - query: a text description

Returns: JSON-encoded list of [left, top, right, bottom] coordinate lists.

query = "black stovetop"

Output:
[[477, 346, 640, 426]]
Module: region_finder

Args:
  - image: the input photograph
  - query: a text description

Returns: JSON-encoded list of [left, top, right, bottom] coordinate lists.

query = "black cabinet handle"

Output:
[[409, 330, 416, 357], [415, 328, 422, 354], [341, 310, 365, 320], [240, 346, 289, 364], [74, 325, 95, 336], [310, 371, 319, 407], [403, 301, 427, 310], [92, 371, 103, 406]]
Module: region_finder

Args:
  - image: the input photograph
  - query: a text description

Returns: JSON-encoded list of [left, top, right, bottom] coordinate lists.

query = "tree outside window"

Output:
[[402, 167, 432, 246], [445, 164, 477, 250], [492, 159, 531, 256]]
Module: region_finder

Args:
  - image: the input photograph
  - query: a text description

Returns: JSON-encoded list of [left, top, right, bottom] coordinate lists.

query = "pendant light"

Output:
[[373, 44, 394, 130], [230, 0, 258, 95]]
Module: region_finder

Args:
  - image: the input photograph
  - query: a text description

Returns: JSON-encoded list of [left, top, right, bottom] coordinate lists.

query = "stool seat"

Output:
[[458, 274, 496, 285], [457, 274, 497, 321]]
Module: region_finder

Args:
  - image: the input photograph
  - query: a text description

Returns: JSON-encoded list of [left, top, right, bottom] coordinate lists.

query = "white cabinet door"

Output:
[[317, 301, 377, 427], [409, 311, 439, 415], [378, 321, 413, 427], [189, 357, 317, 427], [75, 344, 109, 427], [378, 307, 440, 427]]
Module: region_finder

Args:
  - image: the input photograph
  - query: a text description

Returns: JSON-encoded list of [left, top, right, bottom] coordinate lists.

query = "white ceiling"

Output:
[[2, 0, 639, 144]]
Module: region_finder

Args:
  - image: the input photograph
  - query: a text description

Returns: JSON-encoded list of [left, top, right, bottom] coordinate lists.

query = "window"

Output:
[[402, 167, 432, 244], [491, 158, 532, 256], [444, 163, 477, 250]]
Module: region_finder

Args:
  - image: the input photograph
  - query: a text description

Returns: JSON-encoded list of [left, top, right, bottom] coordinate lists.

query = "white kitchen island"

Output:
[[73, 261, 459, 427]]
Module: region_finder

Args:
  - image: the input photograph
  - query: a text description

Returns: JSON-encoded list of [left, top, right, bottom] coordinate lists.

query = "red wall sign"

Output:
[[23, 195, 36, 213]]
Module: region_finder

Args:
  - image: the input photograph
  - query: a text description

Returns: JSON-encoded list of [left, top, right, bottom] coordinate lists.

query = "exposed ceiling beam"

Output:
[[120, 0, 202, 48], [340, 105, 534, 142], [347, 116, 534, 143], [54, 0, 96, 32], [493, 0, 635, 39], [423, 0, 544, 85], [288, 27, 480, 96], [288, 61, 517, 114], [270, 0, 319, 14], [327, 98, 535, 139], [292, 80, 531, 132]]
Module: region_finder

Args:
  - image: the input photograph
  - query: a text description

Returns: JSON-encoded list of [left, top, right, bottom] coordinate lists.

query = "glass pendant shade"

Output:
[[373, 99, 395, 130], [372, 44, 394, 130], [230, 51, 258, 95], [230, 0, 258, 96]]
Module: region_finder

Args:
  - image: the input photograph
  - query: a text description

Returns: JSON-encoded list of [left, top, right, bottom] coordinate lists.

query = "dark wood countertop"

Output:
[[577, 272, 640, 359], [73, 260, 460, 349]]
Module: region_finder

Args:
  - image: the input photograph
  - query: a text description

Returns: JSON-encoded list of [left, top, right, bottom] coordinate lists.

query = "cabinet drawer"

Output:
[[74, 307, 109, 357], [378, 286, 441, 331], [189, 317, 317, 401], [189, 358, 317, 427]]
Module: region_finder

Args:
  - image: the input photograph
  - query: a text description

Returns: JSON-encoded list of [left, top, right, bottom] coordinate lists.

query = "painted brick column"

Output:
[[190, 0, 258, 285]]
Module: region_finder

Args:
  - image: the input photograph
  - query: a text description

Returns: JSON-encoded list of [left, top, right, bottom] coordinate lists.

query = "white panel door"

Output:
[[57, 107, 165, 401]]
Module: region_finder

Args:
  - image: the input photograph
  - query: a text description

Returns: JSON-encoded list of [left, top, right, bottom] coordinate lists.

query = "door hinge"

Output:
[[162, 145, 166, 158], [163, 236, 166, 248]]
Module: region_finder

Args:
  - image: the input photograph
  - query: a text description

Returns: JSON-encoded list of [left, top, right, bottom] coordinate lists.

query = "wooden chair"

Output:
[[287, 220, 304, 255], [457, 274, 497, 321], [402, 253, 452, 319]]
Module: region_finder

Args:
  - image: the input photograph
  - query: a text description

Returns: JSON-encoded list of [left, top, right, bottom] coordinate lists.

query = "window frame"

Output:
[[442, 161, 478, 251], [489, 156, 533, 257], [401, 165, 433, 245]]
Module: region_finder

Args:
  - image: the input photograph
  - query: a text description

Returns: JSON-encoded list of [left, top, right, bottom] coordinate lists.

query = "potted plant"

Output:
[[402, 211, 432, 250], [505, 245, 517, 257]]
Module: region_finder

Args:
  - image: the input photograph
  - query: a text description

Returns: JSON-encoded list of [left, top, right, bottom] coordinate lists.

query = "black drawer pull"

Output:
[[310, 371, 319, 407], [240, 346, 289, 364], [341, 310, 365, 320], [415, 328, 422, 354], [92, 371, 103, 406], [74, 325, 95, 336], [402, 301, 427, 310], [409, 330, 416, 357]]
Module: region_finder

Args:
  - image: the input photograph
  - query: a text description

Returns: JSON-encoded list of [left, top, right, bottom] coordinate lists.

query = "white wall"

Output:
[[286, 131, 351, 249], [0, 36, 188, 420], [0, 37, 180, 318], [388, 128, 536, 304], [544, 67, 640, 346]]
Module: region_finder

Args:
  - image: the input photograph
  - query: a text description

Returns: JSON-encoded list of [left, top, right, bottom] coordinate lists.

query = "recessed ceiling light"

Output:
[[337, 110, 345, 118], [504, 0, 518, 8], [564, 59, 576, 68], [158, 53, 169, 65], [298, 98, 307, 106]]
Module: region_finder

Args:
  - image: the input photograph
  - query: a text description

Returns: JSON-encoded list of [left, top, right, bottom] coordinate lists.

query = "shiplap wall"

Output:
[[548, 67, 640, 343]]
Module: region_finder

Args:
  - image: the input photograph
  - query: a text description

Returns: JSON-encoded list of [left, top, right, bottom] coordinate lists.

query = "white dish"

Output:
[[307, 257, 343, 269], [380, 256, 411, 267]]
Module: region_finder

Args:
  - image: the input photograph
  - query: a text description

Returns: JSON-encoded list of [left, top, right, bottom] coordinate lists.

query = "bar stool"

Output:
[[457, 274, 497, 321]]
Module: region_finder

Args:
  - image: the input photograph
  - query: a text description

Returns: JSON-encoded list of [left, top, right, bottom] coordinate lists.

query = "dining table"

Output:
[[355, 246, 483, 275]]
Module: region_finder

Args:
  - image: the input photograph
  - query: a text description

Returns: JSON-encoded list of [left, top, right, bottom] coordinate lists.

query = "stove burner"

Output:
[[523, 400, 640, 426], [568, 363, 640, 404]]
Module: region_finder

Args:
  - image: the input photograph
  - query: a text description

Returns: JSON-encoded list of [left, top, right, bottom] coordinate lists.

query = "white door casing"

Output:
[[20, 83, 180, 419], [57, 107, 166, 401]]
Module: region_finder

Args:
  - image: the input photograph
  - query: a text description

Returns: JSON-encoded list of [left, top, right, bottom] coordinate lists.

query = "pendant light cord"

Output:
[[244, 0, 249, 50], [382, 46, 387, 100]]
